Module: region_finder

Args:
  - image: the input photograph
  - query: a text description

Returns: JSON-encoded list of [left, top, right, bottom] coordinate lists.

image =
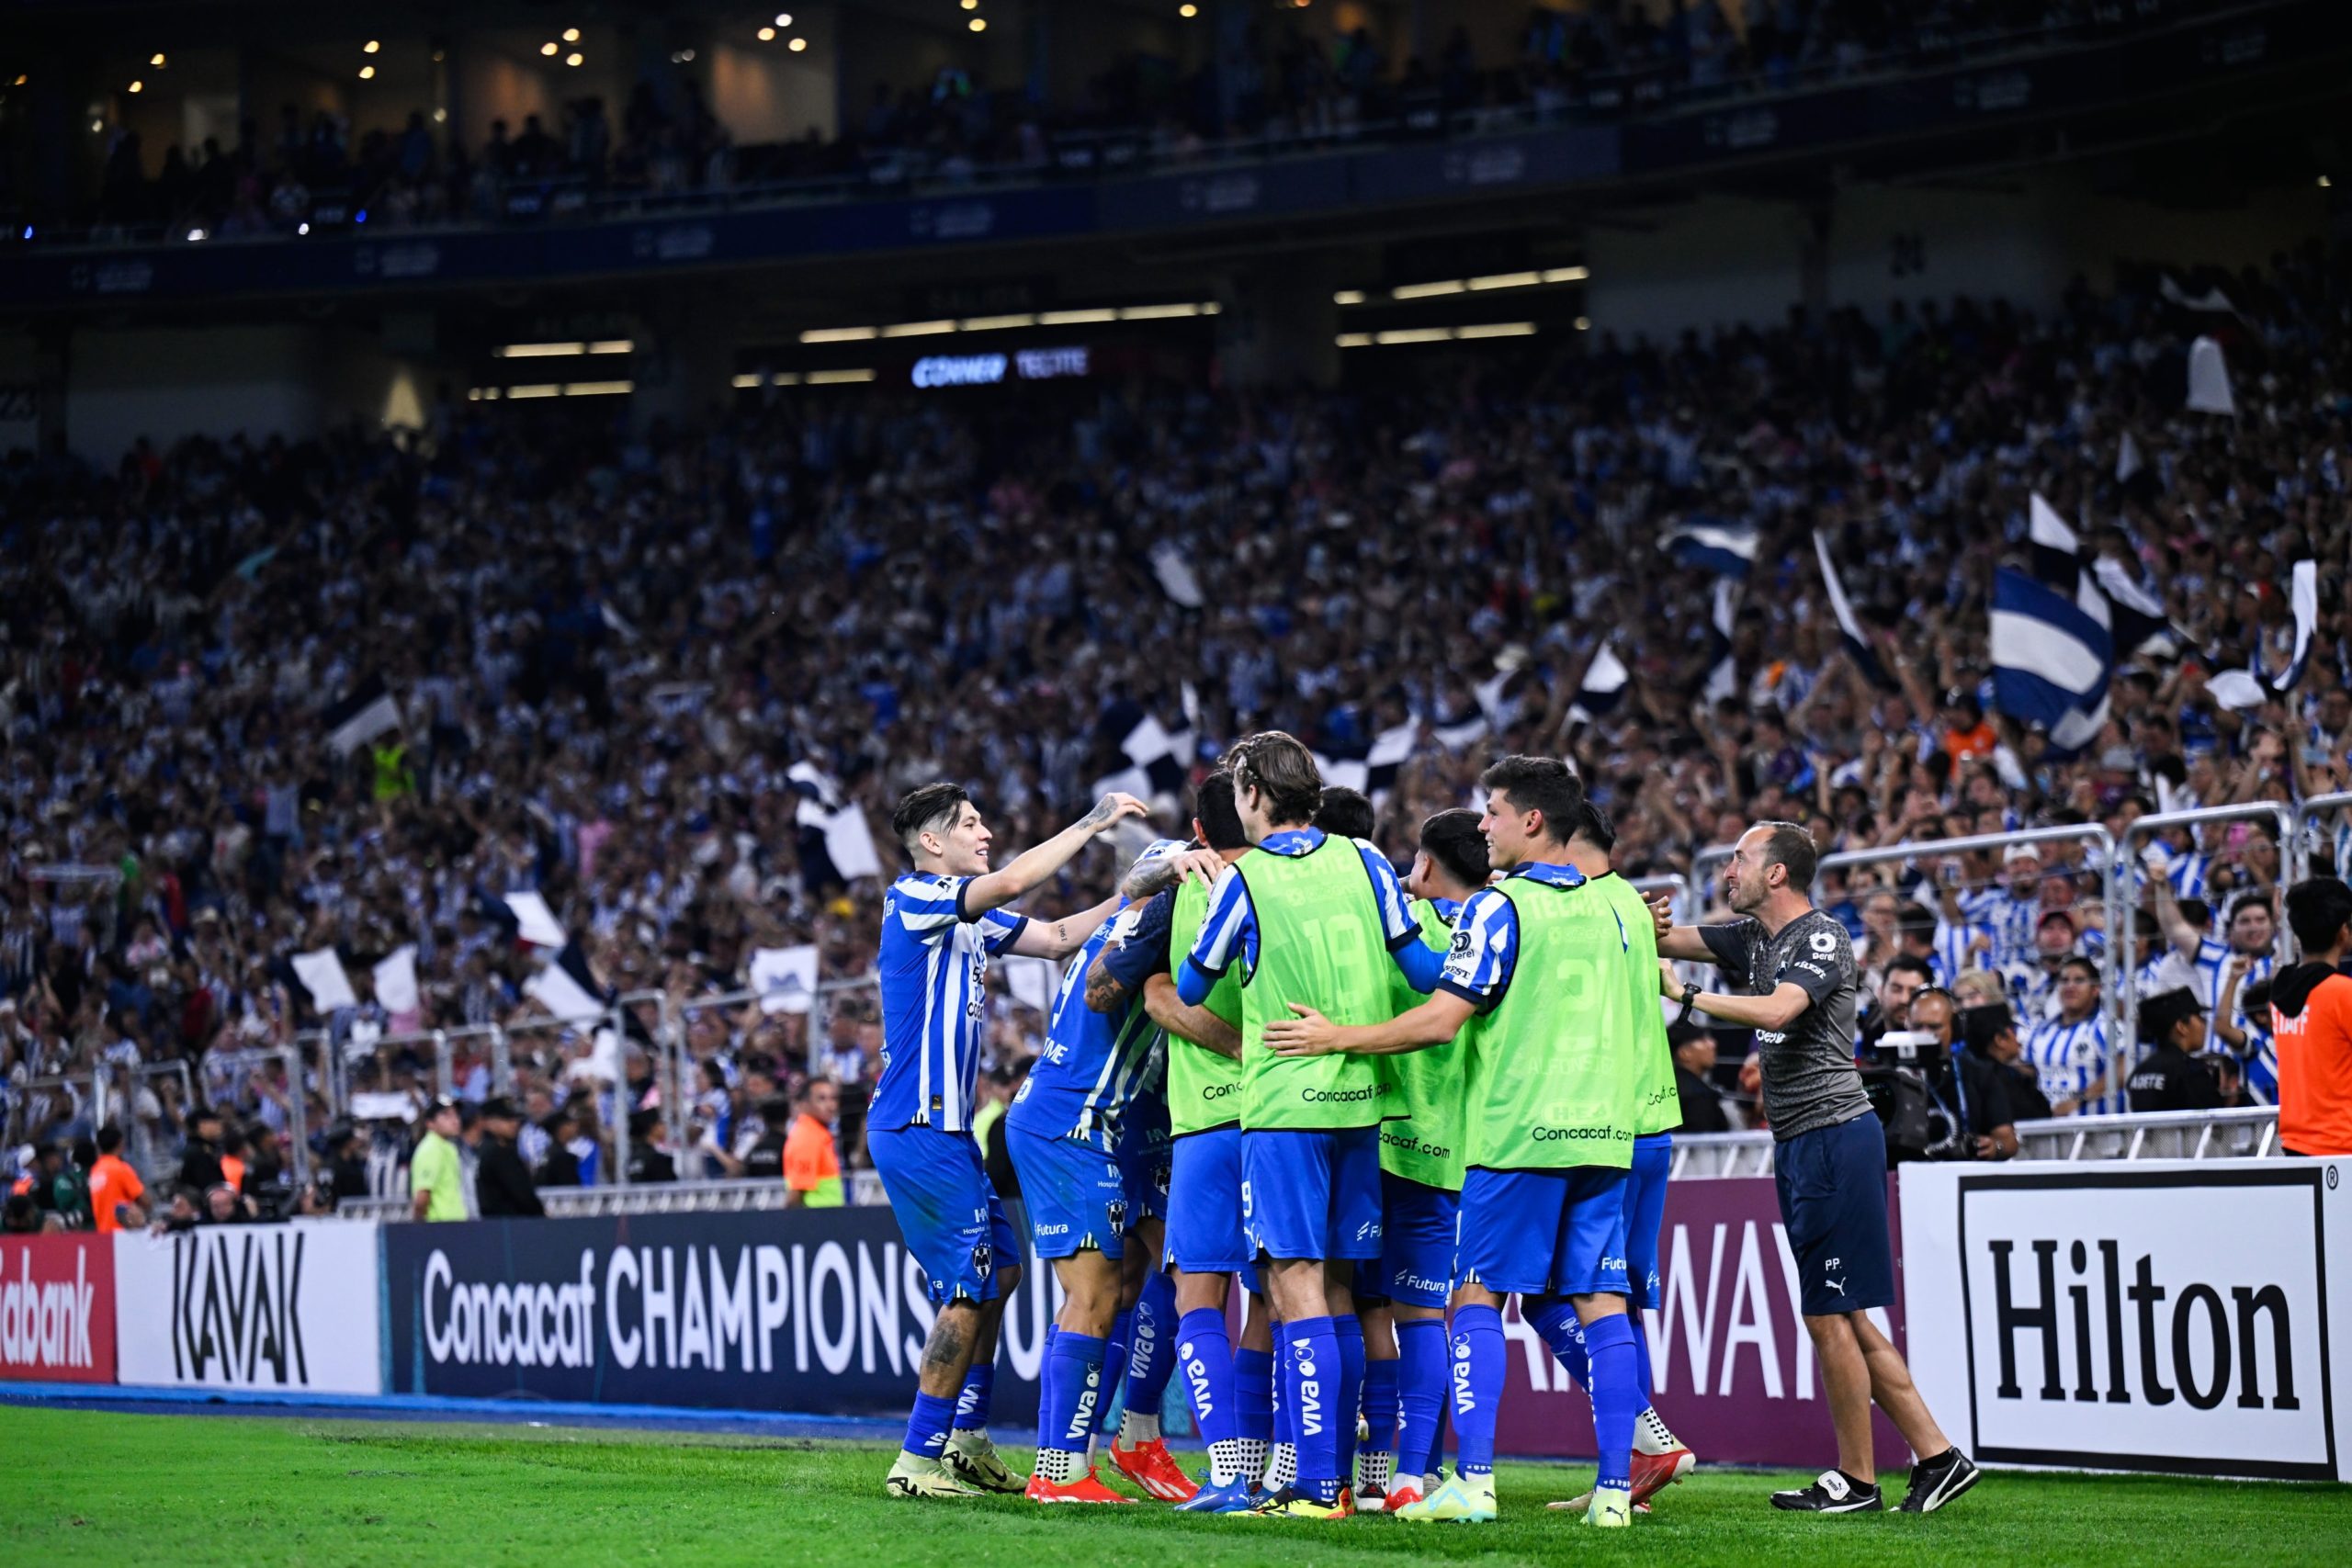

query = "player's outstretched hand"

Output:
[[1266, 1002, 1341, 1056], [1644, 890, 1675, 936], [1085, 792, 1150, 833]]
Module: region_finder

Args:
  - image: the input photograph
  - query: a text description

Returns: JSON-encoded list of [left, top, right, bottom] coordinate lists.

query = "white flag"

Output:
[[372, 945, 420, 1014], [751, 944, 820, 1015], [2187, 336, 2235, 415], [291, 948, 357, 1012], [503, 890, 571, 949]]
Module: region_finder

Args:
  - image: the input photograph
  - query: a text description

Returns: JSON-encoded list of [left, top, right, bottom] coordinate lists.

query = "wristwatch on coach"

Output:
[[1675, 980, 1702, 1026]]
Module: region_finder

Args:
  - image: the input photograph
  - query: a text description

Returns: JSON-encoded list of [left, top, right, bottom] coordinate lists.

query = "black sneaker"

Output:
[[1896, 1448, 1981, 1514], [1770, 1470, 1883, 1512]]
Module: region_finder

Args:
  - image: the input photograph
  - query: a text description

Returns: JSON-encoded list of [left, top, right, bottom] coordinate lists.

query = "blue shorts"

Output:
[[1005, 1122, 1127, 1260], [1243, 1125, 1383, 1263], [1624, 1134, 1673, 1313], [1456, 1165, 1630, 1298], [868, 1123, 1021, 1306], [1367, 1171, 1458, 1308], [1165, 1126, 1251, 1275], [1117, 1117, 1172, 1227], [1773, 1113, 1895, 1316]]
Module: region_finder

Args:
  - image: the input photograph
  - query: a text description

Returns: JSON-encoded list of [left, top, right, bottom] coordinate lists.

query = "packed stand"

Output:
[[5, 243, 2349, 1220]]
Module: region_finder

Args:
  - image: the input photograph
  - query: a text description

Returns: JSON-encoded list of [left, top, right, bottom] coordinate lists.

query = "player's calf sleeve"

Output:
[[904, 1391, 958, 1463], [1233, 1343, 1274, 1482], [1173, 1308, 1238, 1450], [1333, 1315, 1366, 1483], [1584, 1313, 1638, 1492], [1393, 1316, 1447, 1482], [1361, 1352, 1399, 1449], [1449, 1304, 1507, 1479], [1121, 1274, 1178, 1440], [1092, 1309, 1132, 1438], [953, 1362, 995, 1434], [1631, 1310, 1655, 1404], [1527, 1296, 1589, 1389], [1283, 1315, 1344, 1501], [1041, 1332, 1109, 1483]]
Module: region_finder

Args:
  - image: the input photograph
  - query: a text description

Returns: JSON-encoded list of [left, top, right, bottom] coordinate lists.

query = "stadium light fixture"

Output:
[[433, 107, 446, 122], [365, 39, 381, 54], [1332, 288, 1365, 305], [564, 380, 631, 397], [1373, 327, 1451, 344], [969, 17, 987, 31], [732, 373, 766, 389], [562, 28, 581, 43], [587, 339, 635, 355], [297, 221, 310, 234], [961, 0, 979, 8], [959, 313, 1036, 331], [1039, 308, 1116, 324], [807, 368, 876, 384], [1456, 321, 1537, 339], [541, 42, 560, 56], [128, 80, 143, 94], [495, 342, 588, 357], [566, 52, 584, 67], [187, 228, 206, 241], [800, 326, 877, 343], [2323, 175, 2334, 188], [789, 37, 807, 51], [881, 320, 957, 337], [758, 26, 776, 40], [150, 53, 166, 67], [1390, 279, 1465, 299], [1543, 265, 1589, 283], [1181, 3, 1198, 15], [1467, 271, 1541, 291], [1575, 315, 1592, 331], [775, 12, 793, 24], [505, 384, 561, 400], [359, 65, 376, 80], [1117, 303, 1202, 320]]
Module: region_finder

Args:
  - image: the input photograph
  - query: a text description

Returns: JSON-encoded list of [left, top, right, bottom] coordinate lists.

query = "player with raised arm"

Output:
[[1650, 819, 1980, 1515], [1176, 733, 1445, 1519], [1539, 799, 1698, 1515], [1267, 756, 1644, 1528], [1005, 838, 1221, 1505], [1363, 807, 1488, 1513], [869, 783, 1147, 1501]]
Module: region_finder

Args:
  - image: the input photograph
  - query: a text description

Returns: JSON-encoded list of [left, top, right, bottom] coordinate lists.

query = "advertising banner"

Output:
[[382, 1208, 1056, 1418], [113, 1220, 384, 1395], [1903, 1159, 2351, 1482], [1495, 1174, 1907, 1468], [0, 1233, 116, 1384]]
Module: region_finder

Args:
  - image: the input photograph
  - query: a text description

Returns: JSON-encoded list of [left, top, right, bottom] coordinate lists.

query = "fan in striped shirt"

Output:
[[2211, 894, 2279, 1102], [2021, 957, 2120, 1116]]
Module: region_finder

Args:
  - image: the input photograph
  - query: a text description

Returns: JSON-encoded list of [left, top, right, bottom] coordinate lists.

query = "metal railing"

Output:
[[2116, 802, 2300, 1063], [1671, 1106, 2281, 1177]]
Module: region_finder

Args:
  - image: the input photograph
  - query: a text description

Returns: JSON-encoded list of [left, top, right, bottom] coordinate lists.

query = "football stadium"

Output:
[[5, 2, 2352, 1562]]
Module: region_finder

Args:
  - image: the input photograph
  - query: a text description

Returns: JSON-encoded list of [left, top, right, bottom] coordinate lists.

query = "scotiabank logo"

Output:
[[1955, 1168, 2338, 1482], [0, 1237, 114, 1382]]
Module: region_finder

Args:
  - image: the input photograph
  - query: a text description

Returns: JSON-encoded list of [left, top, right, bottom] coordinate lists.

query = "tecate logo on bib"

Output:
[[1903, 1162, 2346, 1482]]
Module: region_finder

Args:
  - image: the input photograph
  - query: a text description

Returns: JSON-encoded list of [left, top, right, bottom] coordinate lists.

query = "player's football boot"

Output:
[[885, 1452, 986, 1500], [1109, 1438, 1198, 1502], [1395, 1472, 1496, 1524], [1545, 1445, 1696, 1514], [1352, 1486, 1390, 1515], [1027, 1468, 1141, 1505], [1583, 1484, 1633, 1527], [1381, 1479, 1426, 1513], [1246, 1485, 1351, 1520], [1173, 1477, 1261, 1513], [942, 1432, 1025, 1494], [1896, 1449, 1980, 1514]]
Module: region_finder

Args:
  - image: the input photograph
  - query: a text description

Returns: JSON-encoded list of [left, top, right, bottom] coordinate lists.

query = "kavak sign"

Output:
[[113, 1220, 384, 1395]]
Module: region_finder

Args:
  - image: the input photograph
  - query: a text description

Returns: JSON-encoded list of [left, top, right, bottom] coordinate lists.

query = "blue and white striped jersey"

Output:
[[1929, 916, 1991, 987], [1438, 863, 1589, 1010], [1181, 827, 1420, 992], [2216, 950, 2278, 1102], [1006, 899, 1165, 1151], [872, 873, 1029, 1133], [2024, 1012, 2120, 1116]]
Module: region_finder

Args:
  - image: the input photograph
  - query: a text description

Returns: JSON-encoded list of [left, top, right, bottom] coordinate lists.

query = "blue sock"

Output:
[[1174, 1307, 1237, 1447], [1285, 1315, 1343, 1502], [904, 1390, 957, 1461], [1528, 1296, 1589, 1388], [1045, 1331, 1109, 1465], [1394, 1317, 1448, 1481], [1450, 1304, 1506, 1479], [954, 1361, 994, 1430], [1127, 1274, 1178, 1419], [1334, 1315, 1367, 1484], [1631, 1311, 1655, 1402], [1234, 1345, 1274, 1445], [1362, 1354, 1400, 1451], [1035, 1337, 1058, 1454], [1093, 1309, 1132, 1438], [1585, 1313, 1639, 1492]]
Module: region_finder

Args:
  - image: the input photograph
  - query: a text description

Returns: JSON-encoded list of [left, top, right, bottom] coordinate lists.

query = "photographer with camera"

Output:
[[1863, 988, 2017, 1163]]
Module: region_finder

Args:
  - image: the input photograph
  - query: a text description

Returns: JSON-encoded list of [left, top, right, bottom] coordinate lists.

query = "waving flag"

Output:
[[2275, 559, 2318, 693], [1992, 568, 2111, 755], [1813, 532, 1892, 690], [1659, 518, 1758, 579]]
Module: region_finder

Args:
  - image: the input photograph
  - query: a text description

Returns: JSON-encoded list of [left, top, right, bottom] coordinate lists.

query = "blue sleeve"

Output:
[[1102, 889, 1175, 993], [1437, 890, 1517, 1012], [1390, 935, 1444, 995], [1356, 840, 1420, 950]]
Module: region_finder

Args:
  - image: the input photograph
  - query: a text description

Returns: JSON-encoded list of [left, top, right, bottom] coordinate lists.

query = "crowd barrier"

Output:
[[8, 1119, 2342, 1483]]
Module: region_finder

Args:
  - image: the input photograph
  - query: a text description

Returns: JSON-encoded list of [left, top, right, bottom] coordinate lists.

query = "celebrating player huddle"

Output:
[[865, 734, 1962, 1523]]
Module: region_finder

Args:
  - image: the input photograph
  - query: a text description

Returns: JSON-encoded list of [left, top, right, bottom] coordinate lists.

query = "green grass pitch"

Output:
[[4, 1404, 2346, 1567]]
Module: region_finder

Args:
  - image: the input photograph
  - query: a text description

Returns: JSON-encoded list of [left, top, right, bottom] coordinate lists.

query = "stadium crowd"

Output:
[[4, 237, 2348, 1224]]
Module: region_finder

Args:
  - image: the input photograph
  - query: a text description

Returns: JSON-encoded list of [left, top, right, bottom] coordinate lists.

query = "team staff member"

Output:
[[1653, 820, 1979, 1515], [473, 1096, 544, 1218], [1271, 756, 1643, 1529], [2271, 876, 2352, 1156], [2127, 990, 2222, 1112], [785, 1078, 845, 1207]]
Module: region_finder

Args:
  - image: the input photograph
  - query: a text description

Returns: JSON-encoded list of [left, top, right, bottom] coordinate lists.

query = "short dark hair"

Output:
[[1574, 798, 1618, 852], [1751, 819, 1818, 891], [2226, 892, 2273, 927], [1419, 808, 1489, 890], [1313, 786, 1376, 841], [1884, 953, 1934, 987], [1478, 754, 1584, 847], [2058, 955, 2099, 985], [1227, 732, 1323, 826], [2286, 876, 2352, 953], [2176, 897, 2212, 931], [96, 1123, 125, 1156], [1961, 1001, 2016, 1054], [1193, 771, 1249, 852], [891, 782, 970, 854]]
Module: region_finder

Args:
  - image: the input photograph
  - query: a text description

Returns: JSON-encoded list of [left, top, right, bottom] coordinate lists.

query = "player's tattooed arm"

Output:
[[964, 793, 1148, 916], [1083, 950, 1131, 1014], [1120, 847, 1225, 902]]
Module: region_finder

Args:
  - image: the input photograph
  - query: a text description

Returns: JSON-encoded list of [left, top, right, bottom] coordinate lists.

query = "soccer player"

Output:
[[1364, 807, 1488, 1513], [1537, 801, 1698, 1515], [1120, 772, 1279, 1512], [1268, 756, 1645, 1528], [1652, 820, 1981, 1514], [870, 784, 1147, 1501], [1005, 838, 1218, 1504], [1177, 732, 1442, 1519]]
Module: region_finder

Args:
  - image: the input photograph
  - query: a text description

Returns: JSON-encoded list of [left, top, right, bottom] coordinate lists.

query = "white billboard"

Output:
[[114, 1220, 383, 1396], [1903, 1159, 2351, 1482]]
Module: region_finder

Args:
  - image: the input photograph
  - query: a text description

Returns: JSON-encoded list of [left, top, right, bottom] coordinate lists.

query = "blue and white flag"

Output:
[[1566, 641, 1630, 729], [1813, 531, 1892, 689], [1992, 568, 2111, 754], [1702, 578, 1739, 705], [2275, 558, 2318, 693], [1659, 518, 1758, 579], [2028, 493, 2080, 588]]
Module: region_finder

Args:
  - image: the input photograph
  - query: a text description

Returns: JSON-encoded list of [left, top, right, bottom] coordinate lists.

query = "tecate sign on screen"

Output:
[[1946, 1167, 2336, 1481]]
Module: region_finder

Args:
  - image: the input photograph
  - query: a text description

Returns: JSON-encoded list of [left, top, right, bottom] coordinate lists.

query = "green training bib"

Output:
[[1168, 873, 1246, 1135], [1237, 838, 1396, 1131], [1377, 897, 1469, 1190]]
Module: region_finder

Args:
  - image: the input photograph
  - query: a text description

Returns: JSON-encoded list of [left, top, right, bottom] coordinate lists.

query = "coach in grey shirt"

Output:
[[1654, 820, 1977, 1516]]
